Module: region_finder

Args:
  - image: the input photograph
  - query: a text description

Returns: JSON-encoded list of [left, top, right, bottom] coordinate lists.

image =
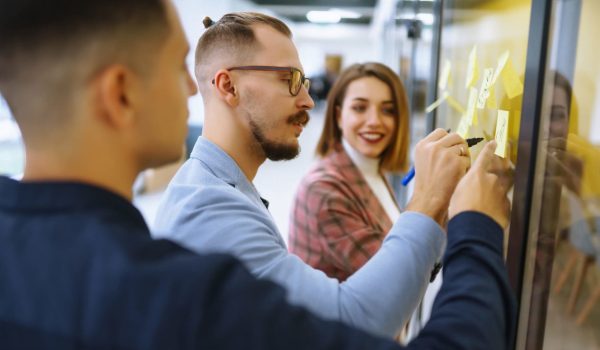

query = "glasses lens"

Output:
[[290, 70, 302, 96], [303, 78, 310, 92]]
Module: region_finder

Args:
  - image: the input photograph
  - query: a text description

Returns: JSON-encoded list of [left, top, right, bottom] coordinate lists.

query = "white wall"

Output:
[[293, 23, 377, 76], [173, 0, 240, 125]]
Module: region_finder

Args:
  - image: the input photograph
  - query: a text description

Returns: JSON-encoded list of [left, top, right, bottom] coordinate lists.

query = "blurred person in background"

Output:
[[309, 54, 342, 101]]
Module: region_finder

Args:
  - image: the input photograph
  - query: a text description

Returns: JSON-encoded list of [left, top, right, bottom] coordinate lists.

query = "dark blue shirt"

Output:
[[0, 176, 515, 349]]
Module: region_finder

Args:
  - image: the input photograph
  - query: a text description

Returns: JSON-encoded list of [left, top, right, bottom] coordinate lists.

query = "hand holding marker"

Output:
[[401, 136, 485, 186]]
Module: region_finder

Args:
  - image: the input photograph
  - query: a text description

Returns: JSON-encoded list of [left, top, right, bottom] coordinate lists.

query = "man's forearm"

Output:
[[406, 211, 517, 350]]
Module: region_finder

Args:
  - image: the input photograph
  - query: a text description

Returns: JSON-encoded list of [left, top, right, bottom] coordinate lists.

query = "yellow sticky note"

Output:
[[438, 60, 451, 90], [465, 46, 479, 88], [456, 115, 470, 139], [494, 110, 509, 158], [487, 84, 497, 109], [501, 59, 524, 99], [477, 68, 494, 109], [491, 51, 510, 85], [466, 87, 478, 126], [447, 95, 466, 115], [425, 91, 449, 113], [491, 51, 523, 99]]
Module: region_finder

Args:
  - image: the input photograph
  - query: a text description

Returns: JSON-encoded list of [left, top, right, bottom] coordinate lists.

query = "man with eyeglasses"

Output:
[[0, 0, 516, 348], [155, 12, 514, 342]]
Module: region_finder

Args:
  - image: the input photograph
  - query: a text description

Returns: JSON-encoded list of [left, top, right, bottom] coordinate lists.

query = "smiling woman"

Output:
[[337, 76, 397, 159], [289, 63, 409, 280]]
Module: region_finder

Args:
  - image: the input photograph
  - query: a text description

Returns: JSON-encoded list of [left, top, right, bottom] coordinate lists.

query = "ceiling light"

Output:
[[307, 10, 342, 24]]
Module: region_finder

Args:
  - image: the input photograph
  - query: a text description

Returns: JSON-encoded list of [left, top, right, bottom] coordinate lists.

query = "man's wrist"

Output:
[[406, 194, 447, 227]]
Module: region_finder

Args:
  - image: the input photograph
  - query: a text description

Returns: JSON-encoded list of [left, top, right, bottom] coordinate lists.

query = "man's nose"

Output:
[[296, 85, 315, 110]]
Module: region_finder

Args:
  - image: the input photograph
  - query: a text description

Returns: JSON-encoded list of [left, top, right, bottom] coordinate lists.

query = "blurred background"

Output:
[[1, 0, 599, 348]]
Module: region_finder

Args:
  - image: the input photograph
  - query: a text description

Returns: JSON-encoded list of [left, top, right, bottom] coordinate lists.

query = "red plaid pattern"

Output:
[[289, 144, 397, 281]]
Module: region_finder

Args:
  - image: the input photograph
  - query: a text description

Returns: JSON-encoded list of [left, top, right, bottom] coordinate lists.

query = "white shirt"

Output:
[[342, 138, 400, 223]]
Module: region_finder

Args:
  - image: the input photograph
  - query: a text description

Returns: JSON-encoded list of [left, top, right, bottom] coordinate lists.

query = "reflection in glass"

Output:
[[435, 0, 600, 348], [543, 76, 600, 348], [535, 1, 600, 347]]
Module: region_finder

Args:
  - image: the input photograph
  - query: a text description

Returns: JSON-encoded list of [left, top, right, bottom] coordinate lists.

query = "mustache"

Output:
[[287, 111, 310, 127]]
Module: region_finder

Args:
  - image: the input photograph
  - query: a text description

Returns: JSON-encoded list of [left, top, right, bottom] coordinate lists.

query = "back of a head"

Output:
[[0, 0, 169, 141], [194, 12, 291, 94]]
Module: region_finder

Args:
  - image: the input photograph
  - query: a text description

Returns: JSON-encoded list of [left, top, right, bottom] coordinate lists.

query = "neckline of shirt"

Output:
[[341, 138, 381, 176]]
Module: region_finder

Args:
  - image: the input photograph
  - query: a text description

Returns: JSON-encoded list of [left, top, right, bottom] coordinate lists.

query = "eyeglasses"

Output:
[[214, 65, 310, 97]]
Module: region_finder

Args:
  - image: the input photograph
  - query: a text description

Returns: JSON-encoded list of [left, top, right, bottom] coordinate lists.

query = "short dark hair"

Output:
[[195, 12, 292, 87], [0, 0, 170, 128], [317, 62, 410, 173]]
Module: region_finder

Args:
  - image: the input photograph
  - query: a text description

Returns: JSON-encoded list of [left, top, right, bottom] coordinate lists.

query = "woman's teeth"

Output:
[[361, 133, 383, 141]]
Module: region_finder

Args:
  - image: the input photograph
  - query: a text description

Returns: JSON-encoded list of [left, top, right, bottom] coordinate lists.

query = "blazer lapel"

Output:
[[328, 145, 394, 233]]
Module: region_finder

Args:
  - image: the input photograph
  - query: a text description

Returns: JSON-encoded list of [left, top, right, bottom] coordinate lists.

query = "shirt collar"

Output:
[[0, 176, 148, 229], [341, 137, 381, 176], [190, 136, 247, 186], [190, 136, 268, 209]]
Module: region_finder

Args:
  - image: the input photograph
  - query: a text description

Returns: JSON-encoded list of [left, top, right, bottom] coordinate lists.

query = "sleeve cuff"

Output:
[[447, 211, 504, 256]]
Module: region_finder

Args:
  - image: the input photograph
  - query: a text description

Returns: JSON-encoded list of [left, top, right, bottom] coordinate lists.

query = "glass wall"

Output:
[[432, 0, 531, 158], [391, 0, 439, 205], [520, 0, 600, 348], [431, 0, 600, 348]]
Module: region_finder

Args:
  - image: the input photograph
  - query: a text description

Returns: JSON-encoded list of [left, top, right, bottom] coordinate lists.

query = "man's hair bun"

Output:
[[203, 16, 215, 28]]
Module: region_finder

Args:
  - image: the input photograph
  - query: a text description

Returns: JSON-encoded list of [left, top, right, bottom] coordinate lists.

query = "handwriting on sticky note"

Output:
[[466, 87, 478, 126], [494, 110, 509, 158], [425, 91, 449, 113], [439, 60, 451, 90], [477, 68, 495, 109], [465, 46, 479, 89], [457, 115, 470, 139]]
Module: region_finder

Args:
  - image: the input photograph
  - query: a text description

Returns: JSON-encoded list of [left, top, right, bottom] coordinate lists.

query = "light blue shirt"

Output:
[[154, 137, 446, 337]]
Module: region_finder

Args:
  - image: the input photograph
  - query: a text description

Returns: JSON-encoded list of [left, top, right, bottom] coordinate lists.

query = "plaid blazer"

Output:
[[289, 144, 398, 281]]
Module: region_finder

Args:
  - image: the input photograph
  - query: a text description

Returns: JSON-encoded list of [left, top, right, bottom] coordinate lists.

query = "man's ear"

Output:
[[212, 69, 239, 107], [95, 64, 138, 129]]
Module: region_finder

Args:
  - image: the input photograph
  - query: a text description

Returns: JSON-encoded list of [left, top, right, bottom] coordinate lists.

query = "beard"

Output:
[[249, 110, 310, 161]]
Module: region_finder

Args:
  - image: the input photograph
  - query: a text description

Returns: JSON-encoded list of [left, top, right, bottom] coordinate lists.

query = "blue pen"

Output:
[[401, 137, 484, 186], [401, 167, 416, 186]]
